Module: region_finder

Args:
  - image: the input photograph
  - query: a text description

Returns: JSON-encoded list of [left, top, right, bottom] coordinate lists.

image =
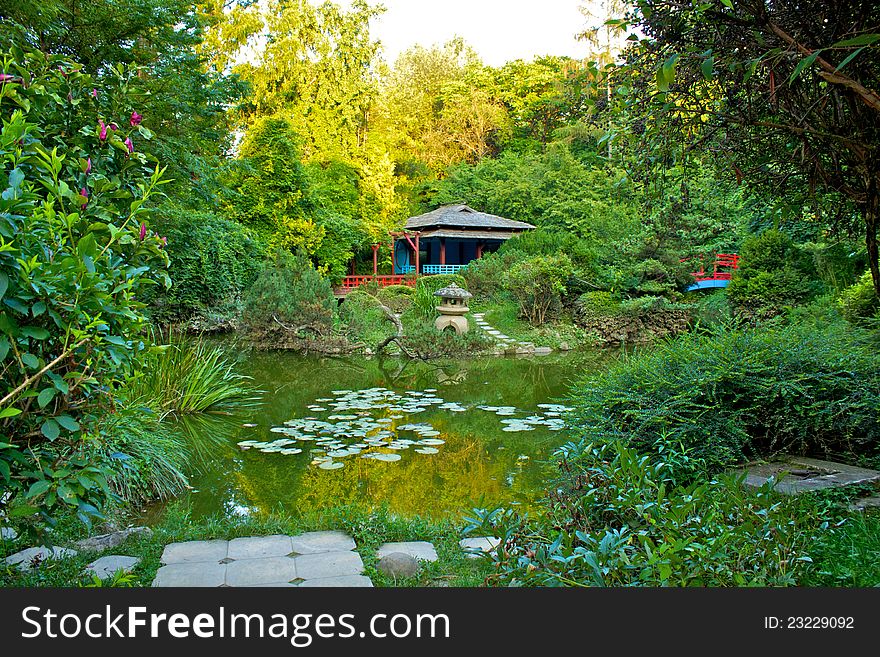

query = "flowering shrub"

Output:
[[0, 47, 169, 525]]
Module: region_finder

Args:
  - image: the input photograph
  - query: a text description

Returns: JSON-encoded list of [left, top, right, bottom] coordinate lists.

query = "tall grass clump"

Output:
[[568, 318, 880, 483], [124, 332, 262, 419]]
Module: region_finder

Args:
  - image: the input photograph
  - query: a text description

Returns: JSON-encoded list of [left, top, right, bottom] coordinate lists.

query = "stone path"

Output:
[[471, 313, 551, 355], [152, 531, 372, 587]]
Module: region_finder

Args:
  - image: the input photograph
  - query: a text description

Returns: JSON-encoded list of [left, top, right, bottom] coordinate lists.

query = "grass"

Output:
[[124, 331, 262, 419], [472, 298, 592, 350], [0, 504, 495, 588]]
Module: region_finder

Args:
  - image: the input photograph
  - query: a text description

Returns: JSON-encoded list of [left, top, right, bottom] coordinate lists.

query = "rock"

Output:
[[558, 342, 571, 351], [75, 526, 152, 552], [0, 527, 18, 541], [534, 347, 552, 355], [377, 552, 420, 578], [86, 555, 140, 580], [5, 546, 78, 571], [460, 536, 501, 558]]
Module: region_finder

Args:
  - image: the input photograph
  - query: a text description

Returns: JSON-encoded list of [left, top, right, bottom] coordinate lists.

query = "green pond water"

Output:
[[151, 348, 614, 521]]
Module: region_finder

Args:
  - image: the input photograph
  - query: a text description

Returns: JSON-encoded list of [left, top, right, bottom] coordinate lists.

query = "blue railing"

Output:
[[421, 264, 467, 275]]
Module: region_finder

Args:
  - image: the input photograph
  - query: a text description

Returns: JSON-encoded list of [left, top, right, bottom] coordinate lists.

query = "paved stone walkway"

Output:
[[471, 313, 550, 355], [152, 531, 372, 587]]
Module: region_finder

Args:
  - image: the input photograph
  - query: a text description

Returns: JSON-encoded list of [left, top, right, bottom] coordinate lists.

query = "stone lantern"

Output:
[[433, 283, 473, 335]]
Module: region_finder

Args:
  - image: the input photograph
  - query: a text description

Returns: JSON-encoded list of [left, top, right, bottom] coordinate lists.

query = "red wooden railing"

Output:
[[335, 275, 417, 295]]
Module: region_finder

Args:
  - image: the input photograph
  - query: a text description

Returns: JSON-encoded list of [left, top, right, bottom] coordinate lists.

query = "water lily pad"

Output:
[[418, 438, 445, 446], [318, 461, 344, 470], [280, 448, 303, 455], [373, 453, 402, 462], [415, 447, 439, 455]]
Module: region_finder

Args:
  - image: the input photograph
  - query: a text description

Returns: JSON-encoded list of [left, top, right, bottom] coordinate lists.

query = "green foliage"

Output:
[[569, 319, 880, 484], [0, 47, 170, 525], [123, 332, 261, 418], [838, 271, 880, 325], [147, 208, 267, 323], [466, 442, 815, 586], [463, 250, 525, 300], [803, 513, 880, 587], [241, 251, 337, 335], [339, 289, 391, 346], [727, 229, 819, 318], [399, 323, 492, 360], [505, 254, 574, 325]]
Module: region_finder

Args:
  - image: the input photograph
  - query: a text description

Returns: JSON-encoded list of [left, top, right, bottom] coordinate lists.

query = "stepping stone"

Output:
[[299, 575, 373, 587], [0, 527, 17, 541], [76, 527, 151, 551], [294, 551, 364, 580], [5, 546, 78, 571], [486, 329, 501, 335], [459, 537, 500, 559], [86, 555, 140, 579], [290, 531, 356, 554], [161, 539, 228, 564], [495, 334, 510, 340], [376, 541, 438, 563], [225, 555, 298, 587], [850, 496, 880, 511], [228, 535, 293, 560], [534, 347, 552, 355], [736, 456, 880, 494], [152, 562, 226, 587]]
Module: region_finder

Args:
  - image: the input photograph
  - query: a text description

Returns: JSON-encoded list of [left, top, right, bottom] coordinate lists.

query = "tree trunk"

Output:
[[867, 176, 880, 297]]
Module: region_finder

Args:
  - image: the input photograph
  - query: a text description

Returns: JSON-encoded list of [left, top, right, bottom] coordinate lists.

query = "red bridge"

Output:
[[684, 253, 740, 291], [334, 275, 417, 297]]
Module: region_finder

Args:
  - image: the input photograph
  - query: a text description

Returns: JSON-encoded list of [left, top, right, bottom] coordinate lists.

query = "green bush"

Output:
[[339, 289, 391, 346], [0, 47, 170, 525], [377, 284, 415, 313], [465, 441, 815, 586], [505, 254, 574, 325], [837, 271, 879, 325], [147, 209, 267, 323], [242, 252, 337, 335], [727, 229, 819, 318], [464, 250, 525, 300], [568, 319, 880, 483]]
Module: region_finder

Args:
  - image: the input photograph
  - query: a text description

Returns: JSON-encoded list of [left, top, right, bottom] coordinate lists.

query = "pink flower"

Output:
[[91, 88, 98, 98], [130, 111, 142, 127], [0, 74, 15, 83], [124, 137, 134, 154], [85, 158, 92, 174], [80, 187, 88, 211], [110, 123, 118, 131], [139, 223, 147, 240], [98, 120, 108, 141], [160, 236, 167, 248]]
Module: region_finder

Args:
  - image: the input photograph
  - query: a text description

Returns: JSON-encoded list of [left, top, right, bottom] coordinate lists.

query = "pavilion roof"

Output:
[[405, 204, 535, 232]]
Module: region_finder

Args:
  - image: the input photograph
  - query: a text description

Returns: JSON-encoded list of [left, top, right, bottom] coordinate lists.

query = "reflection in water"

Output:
[[147, 349, 615, 522]]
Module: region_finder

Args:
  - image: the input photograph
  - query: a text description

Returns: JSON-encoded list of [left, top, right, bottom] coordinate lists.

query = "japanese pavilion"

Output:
[[337, 204, 534, 295]]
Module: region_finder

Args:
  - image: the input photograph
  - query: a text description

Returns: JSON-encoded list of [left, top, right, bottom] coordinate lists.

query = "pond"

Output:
[[149, 348, 615, 521]]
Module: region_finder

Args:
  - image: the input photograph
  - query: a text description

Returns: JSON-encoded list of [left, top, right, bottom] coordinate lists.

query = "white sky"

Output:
[[367, 1, 592, 67]]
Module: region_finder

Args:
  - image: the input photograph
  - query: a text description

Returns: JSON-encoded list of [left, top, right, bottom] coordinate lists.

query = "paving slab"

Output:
[[1, 527, 18, 541], [299, 575, 374, 588], [152, 562, 227, 587], [459, 537, 500, 558], [228, 535, 293, 560], [86, 555, 140, 579], [290, 531, 356, 554], [5, 546, 77, 571], [161, 539, 228, 564], [225, 555, 298, 587], [294, 551, 364, 579], [377, 541, 438, 562]]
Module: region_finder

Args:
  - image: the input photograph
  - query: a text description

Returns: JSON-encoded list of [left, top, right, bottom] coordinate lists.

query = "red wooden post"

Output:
[[440, 238, 446, 265], [476, 243, 484, 259], [414, 233, 420, 275], [371, 244, 379, 277]]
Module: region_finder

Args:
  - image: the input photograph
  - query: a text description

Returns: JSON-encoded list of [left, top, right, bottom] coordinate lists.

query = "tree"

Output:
[[619, 1, 880, 295]]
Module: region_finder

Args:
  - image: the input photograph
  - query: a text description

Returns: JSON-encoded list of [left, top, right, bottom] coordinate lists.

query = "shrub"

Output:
[[466, 441, 815, 586], [727, 229, 819, 318], [0, 48, 169, 525], [147, 209, 268, 324], [339, 288, 391, 346], [377, 284, 415, 313], [837, 271, 879, 325], [464, 250, 525, 300], [241, 251, 337, 335], [568, 319, 880, 483], [505, 254, 574, 325], [398, 323, 492, 359]]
